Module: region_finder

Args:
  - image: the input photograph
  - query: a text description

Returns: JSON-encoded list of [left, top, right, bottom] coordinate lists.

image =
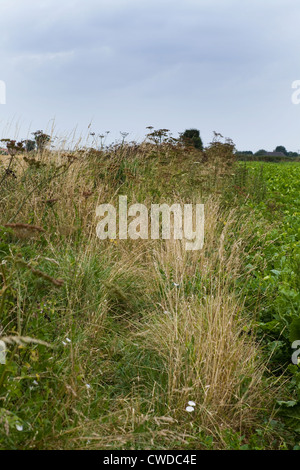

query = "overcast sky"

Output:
[[0, 0, 300, 151]]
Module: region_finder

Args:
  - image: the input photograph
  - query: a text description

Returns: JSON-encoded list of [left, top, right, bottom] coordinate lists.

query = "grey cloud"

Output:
[[1, 0, 300, 150]]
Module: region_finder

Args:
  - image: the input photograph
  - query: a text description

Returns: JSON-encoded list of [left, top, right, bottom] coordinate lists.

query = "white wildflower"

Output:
[[186, 406, 194, 412]]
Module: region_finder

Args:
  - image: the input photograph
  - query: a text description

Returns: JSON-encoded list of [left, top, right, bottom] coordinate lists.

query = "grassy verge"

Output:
[[0, 139, 299, 449]]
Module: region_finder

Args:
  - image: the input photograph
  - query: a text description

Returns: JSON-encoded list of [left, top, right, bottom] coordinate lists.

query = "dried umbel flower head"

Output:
[[0, 139, 26, 155]]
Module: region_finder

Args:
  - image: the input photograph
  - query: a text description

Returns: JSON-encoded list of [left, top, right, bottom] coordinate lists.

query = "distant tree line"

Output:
[[237, 145, 299, 158]]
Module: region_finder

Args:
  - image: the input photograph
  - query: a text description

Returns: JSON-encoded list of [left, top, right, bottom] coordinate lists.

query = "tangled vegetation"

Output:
[[0, 129, 299, 449]]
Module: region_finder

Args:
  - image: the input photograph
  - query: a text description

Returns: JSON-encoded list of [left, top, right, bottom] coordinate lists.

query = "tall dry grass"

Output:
[[58, 200, 277, 449]]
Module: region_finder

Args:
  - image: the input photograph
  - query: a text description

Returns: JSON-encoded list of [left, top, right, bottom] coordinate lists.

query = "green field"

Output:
[[239, 162, 300, 359], [0, 141, 300, 450]]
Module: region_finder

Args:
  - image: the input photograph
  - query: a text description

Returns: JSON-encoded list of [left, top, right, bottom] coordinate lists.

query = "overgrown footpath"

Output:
[[0, 134, 299, 449]]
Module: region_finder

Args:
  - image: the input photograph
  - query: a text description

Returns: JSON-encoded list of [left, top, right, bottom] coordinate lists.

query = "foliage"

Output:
[[225, 162, 300, 430], [24, 140, 36, 152], [275, 146, 288, 156], [180, 128, 203, 150]]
